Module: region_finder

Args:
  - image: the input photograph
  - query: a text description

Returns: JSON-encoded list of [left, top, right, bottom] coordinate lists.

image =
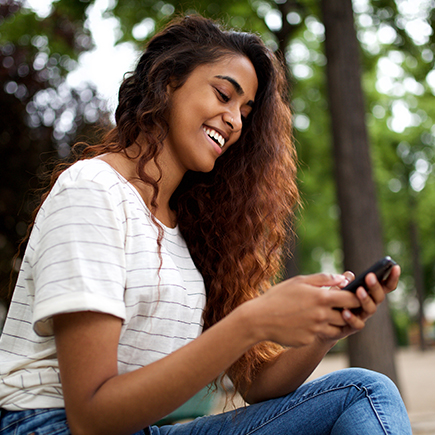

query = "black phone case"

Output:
[[342, 256, 397, 294]]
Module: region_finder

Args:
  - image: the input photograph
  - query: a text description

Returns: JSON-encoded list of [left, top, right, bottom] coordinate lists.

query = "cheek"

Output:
[[171, 101, 201, 130], [230, 131, 242, 146], [224, 132, 243, 152]]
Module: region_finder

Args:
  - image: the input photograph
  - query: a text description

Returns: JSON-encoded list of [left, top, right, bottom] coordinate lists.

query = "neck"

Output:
[[98, 140, 185, 228]]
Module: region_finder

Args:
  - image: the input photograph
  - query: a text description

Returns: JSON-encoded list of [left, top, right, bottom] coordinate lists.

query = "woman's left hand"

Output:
[[242, 266, 401, 403], [323, 265, 401, 340]]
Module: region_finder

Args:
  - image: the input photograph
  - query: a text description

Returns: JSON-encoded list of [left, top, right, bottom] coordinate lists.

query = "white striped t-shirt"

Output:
[[0, 159, 206, 410]]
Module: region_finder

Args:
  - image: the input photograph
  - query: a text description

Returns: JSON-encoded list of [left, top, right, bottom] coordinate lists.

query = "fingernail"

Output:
[[359, 288, 368, 299], [367, 274, 377, 286], [333, 274, 346, 281], [343, 309, 352, 320]]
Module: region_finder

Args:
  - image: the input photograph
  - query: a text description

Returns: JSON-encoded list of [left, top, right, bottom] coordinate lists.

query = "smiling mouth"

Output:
[[203, 126, 225, 148]]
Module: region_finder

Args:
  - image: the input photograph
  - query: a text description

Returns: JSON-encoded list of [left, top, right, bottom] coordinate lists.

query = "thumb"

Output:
[[302, 273, 347, 288]]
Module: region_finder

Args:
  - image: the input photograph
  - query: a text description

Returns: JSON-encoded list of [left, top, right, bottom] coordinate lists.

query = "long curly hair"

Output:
[[35, 15, 299, 394]]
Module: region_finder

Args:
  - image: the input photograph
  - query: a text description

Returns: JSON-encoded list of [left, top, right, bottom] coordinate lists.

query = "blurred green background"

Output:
[[1, 0, 434, 356]]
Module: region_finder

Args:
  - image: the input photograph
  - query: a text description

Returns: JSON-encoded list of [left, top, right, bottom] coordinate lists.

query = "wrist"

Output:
[[230, 298, 266, 348], [316, 335, 338, 351]]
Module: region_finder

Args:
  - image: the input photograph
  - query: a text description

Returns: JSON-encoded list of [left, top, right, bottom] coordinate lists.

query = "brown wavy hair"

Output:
[[33, 15, 298, 395]]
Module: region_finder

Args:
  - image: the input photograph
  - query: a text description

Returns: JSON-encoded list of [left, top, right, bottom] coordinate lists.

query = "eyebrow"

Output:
[[215, 75, 255, 107]]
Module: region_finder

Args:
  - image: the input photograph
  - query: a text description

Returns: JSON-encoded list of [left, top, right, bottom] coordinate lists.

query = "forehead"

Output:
[[190, 55, 258, 100]]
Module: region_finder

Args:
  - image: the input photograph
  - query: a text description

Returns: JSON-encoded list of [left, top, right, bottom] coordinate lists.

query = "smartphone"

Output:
[[342, 256, 397, 294]]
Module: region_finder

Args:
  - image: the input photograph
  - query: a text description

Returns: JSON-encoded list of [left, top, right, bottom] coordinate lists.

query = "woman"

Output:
[[0, 15, 411, 435]]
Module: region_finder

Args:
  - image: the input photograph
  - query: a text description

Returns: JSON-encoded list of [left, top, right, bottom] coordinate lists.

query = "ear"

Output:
[[166, 78, 177, 95]]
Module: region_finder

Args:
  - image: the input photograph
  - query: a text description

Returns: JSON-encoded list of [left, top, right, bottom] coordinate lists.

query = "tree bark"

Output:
[[409, 195, 426, 350], [320, 0, 399, 385]]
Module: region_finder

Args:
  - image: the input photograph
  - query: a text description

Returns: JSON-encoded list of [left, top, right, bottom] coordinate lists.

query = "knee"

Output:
[[336, 367, 401, 398]]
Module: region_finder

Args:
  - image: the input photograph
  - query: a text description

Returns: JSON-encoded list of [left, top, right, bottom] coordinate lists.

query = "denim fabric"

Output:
[[153, 368, 412, 435], [0, 408, 70, 435], [0, 408, 147, 435], [0, 368, 411, 435]]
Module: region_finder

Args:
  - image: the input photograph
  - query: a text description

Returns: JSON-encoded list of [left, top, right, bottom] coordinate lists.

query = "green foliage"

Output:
[[109, 0, 270, 45], [105, 0, 341, 275], [0, 0, 109, 303], [0, 0, 91, 65], [2, 0, 435, 320], [356, 0, 435, 308], [104, 0, 435, 306], [285, 14, 340, 274]]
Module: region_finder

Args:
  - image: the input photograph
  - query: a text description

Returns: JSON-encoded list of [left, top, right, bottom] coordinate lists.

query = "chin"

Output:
[[197, 165, 216, 174], [191, 158, 218, 174]]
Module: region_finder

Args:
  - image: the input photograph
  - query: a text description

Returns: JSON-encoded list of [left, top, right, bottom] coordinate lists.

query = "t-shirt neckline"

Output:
[[89, 158, 179, 234]]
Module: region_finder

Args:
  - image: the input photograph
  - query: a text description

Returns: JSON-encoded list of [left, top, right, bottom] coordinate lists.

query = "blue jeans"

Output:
[[0, 368, 411, 434]]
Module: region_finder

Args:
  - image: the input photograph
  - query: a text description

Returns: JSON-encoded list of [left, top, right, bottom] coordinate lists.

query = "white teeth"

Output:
[[203, 127, 225, 148]]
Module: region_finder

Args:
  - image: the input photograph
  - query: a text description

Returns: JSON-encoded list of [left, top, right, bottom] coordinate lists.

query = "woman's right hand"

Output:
[[52, 274, 361, 434], [246, 273, 362, 348]]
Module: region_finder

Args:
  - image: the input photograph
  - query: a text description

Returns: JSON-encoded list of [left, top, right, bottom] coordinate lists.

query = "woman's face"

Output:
[[165, 54, 258, 174]]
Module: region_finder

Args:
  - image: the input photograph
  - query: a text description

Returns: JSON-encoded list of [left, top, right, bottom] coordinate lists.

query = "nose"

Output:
[[223, 111, 242, 132]]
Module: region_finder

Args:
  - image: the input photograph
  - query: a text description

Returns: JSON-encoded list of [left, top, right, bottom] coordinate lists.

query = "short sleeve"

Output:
[[31, 176, 127, 336]]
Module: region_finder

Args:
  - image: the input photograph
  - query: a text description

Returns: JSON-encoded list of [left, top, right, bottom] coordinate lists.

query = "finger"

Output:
[[302, 273, 347, 288], [364, 273, 385, 305], [328, 288, 362, 310], [329, 311, 348, 327], [355, 287, 377, 318], [343, 270, 355, 282], [321, 323, 348, 339], [342, 309, 365, 330], [327, 303, 351, 326], [383, 265, 401, 293], [335, 271, 355, 289]]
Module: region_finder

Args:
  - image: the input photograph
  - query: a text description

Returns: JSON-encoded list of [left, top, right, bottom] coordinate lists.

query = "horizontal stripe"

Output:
[[38, 221, 121, 244], [130, 313, 203, 327], [124, 299, 204, 310], [1, 332, 53, 346], [36, 275, 125, 293], [123, 328, 196, 341], [31, 240, 124, 269], [38, 257, 126, 274], [0, 159, 206, 411]]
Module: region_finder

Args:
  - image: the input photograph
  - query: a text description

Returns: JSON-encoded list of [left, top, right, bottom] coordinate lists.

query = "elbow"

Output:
[[66, 415, 97, 435], [65, 406, 150, 435], [241, 390, 262, 405], [65, 409, 109, 435], [239, 382, 290, 405], [236, 383, 262, 405]]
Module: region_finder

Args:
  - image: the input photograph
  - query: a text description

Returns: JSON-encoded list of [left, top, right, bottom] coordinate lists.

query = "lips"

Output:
[[203, 126, 225, 148]]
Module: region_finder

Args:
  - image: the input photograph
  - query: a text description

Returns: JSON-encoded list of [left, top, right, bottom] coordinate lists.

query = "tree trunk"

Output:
[[320, 0, 399, 386], [409, 195, 426, 350]]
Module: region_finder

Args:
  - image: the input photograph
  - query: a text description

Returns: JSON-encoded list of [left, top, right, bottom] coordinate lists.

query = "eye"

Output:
[[216, 88, 230, 103]]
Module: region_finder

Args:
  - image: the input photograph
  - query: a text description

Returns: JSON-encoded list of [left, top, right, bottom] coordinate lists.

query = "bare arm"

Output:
[[240, 266, 401, 404], [54, 305, 256, 435], [53, 273, 367, 435]]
